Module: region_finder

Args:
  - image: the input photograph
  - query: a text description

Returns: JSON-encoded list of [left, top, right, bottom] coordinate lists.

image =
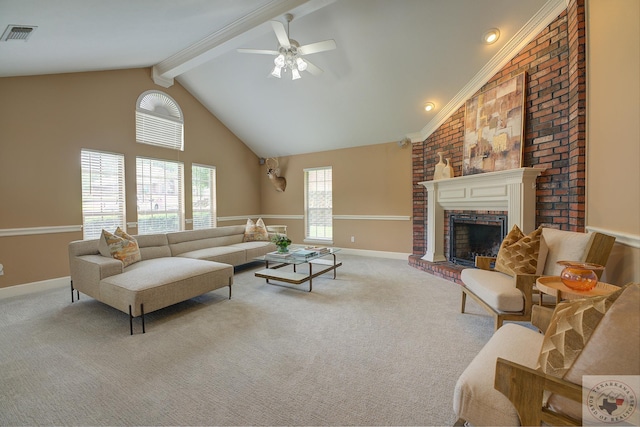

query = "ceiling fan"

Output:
[[237, 13, 336, 80]]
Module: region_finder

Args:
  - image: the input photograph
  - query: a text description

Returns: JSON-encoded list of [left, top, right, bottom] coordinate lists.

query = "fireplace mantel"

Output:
[[418, 167, 545, 262]]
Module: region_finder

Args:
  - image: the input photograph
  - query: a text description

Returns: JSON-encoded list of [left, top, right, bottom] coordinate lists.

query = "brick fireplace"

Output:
[[409, 1, 587, 284], [410, 168, 543, 281], [449, 213, 507, 267]]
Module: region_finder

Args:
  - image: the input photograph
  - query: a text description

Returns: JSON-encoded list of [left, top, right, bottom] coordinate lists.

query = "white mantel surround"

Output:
[[419, 167, 545, 262]]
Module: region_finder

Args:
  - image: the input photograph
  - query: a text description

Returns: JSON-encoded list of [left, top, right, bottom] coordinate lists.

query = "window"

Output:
[[81, 149, 125, 239], [136, 157, 184, 234], [192, 164, 216, 229], [135, 90, 184, 151], [304, 167, 333, 240]]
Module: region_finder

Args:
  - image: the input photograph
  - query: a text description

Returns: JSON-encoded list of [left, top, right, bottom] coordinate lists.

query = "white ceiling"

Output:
[[0, 0, 563, 157]]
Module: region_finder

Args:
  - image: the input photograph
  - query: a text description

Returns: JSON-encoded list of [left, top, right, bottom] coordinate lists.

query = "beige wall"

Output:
[[586, 0, 640, 284], [259, 143, 413, 253], [0, 68, 413, 289], [0, 68, 261, 287]]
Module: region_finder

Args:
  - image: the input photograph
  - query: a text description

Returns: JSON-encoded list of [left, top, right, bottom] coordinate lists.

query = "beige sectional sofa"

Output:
[[68, 225, 277, 334]]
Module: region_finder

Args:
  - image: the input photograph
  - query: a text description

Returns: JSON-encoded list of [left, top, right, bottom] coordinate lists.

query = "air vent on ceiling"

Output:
[[1, 25, 37, 42]]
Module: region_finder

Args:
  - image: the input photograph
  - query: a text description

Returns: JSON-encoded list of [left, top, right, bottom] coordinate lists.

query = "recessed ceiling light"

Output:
[[424, 102, 435, 112], [483, 28, 500, 44]]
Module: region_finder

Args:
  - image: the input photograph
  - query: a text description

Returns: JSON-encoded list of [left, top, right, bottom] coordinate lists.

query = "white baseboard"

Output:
[[338, 248, 411, 260], [0, 277, 69, 300]]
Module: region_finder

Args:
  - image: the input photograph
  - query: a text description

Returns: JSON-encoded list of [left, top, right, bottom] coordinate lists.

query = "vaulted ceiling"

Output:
[[0, 0, 566, 157]]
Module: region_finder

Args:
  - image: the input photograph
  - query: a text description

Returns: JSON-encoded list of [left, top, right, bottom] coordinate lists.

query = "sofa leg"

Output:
[[129, 304, 146, 334], [141, 304, 145, 334], [70, 280, 79, 303], [129, 305, 133, 335], [228, 285, 232, 300]]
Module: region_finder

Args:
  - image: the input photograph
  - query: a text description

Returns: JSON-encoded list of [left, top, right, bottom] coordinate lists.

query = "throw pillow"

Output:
[[546, 284, 639, 421], [536, 284, 626, 378], [102, 227, 141, 267], [243, 218, 269, 242], [98, 229, 112, 257], [494, 225, 543, 277]]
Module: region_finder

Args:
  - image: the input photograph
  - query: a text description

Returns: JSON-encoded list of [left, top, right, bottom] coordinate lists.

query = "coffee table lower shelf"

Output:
[[255, 258, 342, 292]]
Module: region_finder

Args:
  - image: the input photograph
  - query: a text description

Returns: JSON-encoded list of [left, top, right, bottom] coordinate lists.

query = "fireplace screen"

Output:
[[449, 214, 507, 267]]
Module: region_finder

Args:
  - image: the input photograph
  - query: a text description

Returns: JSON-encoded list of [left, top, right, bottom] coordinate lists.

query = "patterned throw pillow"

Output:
[[494, 225, 543, 277], [536, 285, 625, 377], [243, 218, 269, 242], [101, 227, 141, 267]]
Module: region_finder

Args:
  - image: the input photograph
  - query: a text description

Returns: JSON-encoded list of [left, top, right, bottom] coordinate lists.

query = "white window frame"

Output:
[[192, 164, 216, 230], [136, 157, 184, 234], [135, 90, 184, 151], [81, 149, 126, 239], [304, 166, 333, 242]]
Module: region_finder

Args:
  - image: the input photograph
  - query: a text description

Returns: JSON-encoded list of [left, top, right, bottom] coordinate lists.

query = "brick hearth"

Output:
[[408, 256, 464, 285]]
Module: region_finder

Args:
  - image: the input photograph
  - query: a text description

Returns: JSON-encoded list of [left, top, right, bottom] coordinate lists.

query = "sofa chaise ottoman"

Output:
[[69, 233, 234, 334]]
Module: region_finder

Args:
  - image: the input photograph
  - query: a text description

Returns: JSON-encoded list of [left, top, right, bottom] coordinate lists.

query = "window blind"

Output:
[[192, 164, 217, 230], [304, 167, 333, 240], [81, 149, 126, 239], [135, 91, 184, 151], [136, 157, 184, 234]]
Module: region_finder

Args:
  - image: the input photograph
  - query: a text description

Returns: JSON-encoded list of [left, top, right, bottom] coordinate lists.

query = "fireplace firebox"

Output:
[[449, 214, 507, 267]]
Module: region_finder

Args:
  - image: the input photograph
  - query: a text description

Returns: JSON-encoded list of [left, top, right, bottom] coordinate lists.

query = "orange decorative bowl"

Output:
[[557, 261, 604, 291]]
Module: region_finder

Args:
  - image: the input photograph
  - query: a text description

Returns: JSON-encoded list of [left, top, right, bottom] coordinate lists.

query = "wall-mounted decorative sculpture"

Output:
[[266, 158, 286, 192]]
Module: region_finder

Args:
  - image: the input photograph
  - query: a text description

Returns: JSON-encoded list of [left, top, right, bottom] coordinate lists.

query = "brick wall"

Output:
[[411, 0, 585, 279]]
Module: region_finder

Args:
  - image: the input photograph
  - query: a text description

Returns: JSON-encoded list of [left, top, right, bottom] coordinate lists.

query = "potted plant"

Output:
[[271, 234, 292, 253]]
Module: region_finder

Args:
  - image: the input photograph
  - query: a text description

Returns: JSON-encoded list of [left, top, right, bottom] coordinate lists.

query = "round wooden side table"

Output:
[[536, 276, 619, 303]]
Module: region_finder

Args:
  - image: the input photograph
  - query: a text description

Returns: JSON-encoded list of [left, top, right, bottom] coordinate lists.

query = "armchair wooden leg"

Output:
[[453, 417, 467, 426], [461, 290, 467, 313]]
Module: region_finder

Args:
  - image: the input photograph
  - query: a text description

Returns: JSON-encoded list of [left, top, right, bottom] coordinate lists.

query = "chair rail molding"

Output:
[[586, 226, 640, 249], [0, 225, 82, 237], [419, 167, 545, 262]]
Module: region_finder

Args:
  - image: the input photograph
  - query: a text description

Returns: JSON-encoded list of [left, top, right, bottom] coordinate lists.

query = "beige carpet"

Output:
[[0, 255, 496, 426]]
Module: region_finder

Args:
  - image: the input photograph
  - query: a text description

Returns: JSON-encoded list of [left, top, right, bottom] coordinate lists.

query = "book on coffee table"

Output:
[[291, 249, 319, 259], [267, 251, 292, 258]]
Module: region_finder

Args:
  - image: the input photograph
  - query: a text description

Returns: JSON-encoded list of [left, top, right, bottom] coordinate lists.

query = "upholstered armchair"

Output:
[[454, 283, 639, 426], [460, 227, 616, 330]]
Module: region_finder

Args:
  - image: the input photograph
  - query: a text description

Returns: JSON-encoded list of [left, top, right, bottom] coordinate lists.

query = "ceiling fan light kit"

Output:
[[238, 13, 336, 81]]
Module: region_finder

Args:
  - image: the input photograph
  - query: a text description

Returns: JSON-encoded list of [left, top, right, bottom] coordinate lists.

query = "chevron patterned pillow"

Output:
[[494, 224, 543, 277]]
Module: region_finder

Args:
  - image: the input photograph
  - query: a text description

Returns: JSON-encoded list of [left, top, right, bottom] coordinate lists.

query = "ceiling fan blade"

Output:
[[298, 39, 337, 55], [237, 48, 279, 55], [303, 59, 323, 76], [271, 20, 290, 49]]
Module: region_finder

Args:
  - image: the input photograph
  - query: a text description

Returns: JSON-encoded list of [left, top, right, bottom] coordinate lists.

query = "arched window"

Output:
[[135, 90, 184, 151]]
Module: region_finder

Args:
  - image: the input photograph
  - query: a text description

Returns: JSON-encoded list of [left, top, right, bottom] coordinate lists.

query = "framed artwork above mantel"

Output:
[[463, 72, 526, 176]]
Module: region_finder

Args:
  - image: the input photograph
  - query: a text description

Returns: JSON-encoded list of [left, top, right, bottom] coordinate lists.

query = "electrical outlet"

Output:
[[350, 236, 355, 243], [0, 263, 4, 276]]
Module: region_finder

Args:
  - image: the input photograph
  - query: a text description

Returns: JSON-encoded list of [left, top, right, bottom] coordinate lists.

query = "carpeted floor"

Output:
[[0, 255, 496, 426]]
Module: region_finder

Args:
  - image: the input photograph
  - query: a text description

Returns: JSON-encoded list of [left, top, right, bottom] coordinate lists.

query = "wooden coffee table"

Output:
[[254, 247, 342, 292], [536, 276, 619, 303]]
